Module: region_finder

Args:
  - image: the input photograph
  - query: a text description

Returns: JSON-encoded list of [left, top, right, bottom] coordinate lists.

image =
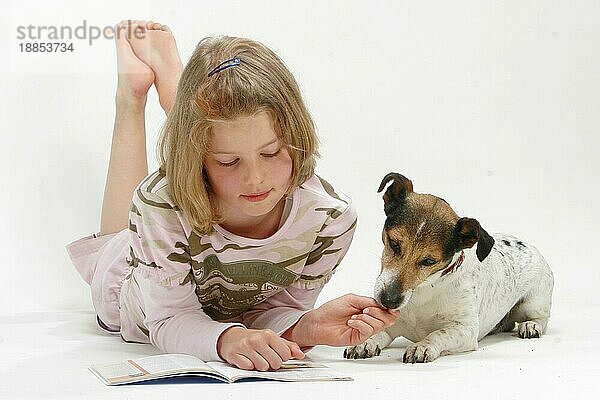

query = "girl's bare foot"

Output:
[[125, 20, 183, 114], [114, 20, 154, 105]]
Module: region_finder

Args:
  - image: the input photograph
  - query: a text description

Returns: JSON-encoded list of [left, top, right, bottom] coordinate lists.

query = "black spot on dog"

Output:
[[502, 240, 511, 246], [516, 241, 526, 248]]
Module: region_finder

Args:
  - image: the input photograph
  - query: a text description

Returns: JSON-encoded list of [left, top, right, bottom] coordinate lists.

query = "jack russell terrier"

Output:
[[344, 172, 554, 363]]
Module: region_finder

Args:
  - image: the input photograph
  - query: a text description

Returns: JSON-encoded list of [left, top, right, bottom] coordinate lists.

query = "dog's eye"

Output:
[[420, 258, 437, 267], [388, 239, 401, 255]]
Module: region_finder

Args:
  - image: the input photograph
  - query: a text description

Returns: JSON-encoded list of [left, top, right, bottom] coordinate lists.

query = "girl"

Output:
[[66, 20, 398, 371]]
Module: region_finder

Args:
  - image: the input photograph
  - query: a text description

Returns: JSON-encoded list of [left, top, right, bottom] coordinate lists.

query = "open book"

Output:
[[89, 353, 352, 385]]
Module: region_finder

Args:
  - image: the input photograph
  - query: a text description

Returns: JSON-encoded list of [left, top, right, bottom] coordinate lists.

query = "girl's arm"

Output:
[[242, 201, 398, 348], [241, 200, 357, 337]]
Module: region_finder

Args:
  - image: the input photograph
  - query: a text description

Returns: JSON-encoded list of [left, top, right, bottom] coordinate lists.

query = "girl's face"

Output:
[[203, 111, 293, 235]]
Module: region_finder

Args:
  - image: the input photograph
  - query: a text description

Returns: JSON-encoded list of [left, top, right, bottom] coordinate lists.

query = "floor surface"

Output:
[[1, 299, 598, 399]]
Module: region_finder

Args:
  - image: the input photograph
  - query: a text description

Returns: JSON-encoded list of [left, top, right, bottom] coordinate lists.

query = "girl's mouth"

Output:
[[242, 190, 271, 202]]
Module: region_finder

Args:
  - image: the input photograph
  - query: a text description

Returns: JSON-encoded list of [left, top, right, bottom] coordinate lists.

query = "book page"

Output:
[[132, 354, 213, 375], [90, 360, 145, 383], [90, 355, 352, 385], [207, 360, 352, 382], [89, 354, 217, 385]]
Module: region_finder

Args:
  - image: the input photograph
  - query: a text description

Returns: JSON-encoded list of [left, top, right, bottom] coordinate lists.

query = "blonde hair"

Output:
[[157, 36, 319, 236]]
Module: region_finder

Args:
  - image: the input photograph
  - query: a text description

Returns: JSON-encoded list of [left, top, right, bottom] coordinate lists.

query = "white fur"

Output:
[[345, 233, 554, 362], [416, 221, 426, 236]]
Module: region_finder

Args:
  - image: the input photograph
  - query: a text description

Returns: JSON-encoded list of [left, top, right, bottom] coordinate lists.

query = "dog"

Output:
[[344, 172, 554, 363]]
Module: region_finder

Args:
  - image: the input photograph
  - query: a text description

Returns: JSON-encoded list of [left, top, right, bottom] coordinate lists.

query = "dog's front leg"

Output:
[[403, 322, 478, 363]]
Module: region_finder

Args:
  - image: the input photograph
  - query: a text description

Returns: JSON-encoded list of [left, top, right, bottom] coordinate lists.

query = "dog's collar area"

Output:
[[441, 250, 465, 276]]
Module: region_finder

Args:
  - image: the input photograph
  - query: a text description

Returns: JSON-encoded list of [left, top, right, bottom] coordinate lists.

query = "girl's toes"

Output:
[[160, 24, 171, 32]]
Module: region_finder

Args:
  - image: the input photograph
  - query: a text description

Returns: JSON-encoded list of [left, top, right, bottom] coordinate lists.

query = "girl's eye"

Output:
[[420, 258, 437, 267], [218, 159, 239, 167], [261, 148, 281, 158]]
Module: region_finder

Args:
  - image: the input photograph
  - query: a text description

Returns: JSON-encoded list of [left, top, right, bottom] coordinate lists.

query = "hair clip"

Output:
[[207, 57, 242, 77]]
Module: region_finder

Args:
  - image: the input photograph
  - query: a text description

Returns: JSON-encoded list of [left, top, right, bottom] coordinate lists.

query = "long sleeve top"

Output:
[[118, 168, 357, 361]]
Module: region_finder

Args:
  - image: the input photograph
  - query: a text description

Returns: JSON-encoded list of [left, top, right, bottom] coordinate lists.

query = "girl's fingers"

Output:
[[258, 346, 286, 370], [253, 337, 290, 370], [265, 343, 291, 367], [362, 307, 399, 327], [269, 338, 294, 361], [279, 337, 305, 359], [243, 350, 272, 372], [261, 338, 305, 369], [223, 330, 305, 371], [347, 318, 375, 338], [228, 346, 287, 371], [228, 354, 254, 370], [347, 306, 401, 338], [288, 342, 305, 359], [350, 313, 385, 332], [343, 294, 381, 311]]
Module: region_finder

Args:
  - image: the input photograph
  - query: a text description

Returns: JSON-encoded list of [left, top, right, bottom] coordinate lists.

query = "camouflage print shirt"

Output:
[[118, 169, 357, 361]]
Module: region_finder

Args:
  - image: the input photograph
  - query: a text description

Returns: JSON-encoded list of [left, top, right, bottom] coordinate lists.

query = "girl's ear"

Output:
[[454, 217, 495, 262], [377, 172, 413, 216]]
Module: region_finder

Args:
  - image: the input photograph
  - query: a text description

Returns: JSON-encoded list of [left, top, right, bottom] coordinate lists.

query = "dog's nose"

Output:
[[379, 281, 403, 309]]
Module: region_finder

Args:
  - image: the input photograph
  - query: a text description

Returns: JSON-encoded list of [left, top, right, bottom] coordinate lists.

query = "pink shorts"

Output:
[[65, 229, 130, 333]]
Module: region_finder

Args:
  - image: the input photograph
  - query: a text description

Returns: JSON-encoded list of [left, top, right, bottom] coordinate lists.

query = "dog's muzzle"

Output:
[[377, 280, 404, 309]]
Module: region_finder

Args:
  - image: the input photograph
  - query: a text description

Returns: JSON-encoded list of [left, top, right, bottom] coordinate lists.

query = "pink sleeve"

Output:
[[128, 189, 243, 361], [241, 202, 358, 334]]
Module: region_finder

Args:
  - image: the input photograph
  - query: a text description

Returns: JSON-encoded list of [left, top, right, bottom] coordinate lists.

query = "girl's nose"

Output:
[[244, 159, 265, 185]]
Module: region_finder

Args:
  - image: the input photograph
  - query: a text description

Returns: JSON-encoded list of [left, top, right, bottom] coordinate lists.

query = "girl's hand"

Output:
[[284, 294, 399, 348], [217, 326, 305, 371]]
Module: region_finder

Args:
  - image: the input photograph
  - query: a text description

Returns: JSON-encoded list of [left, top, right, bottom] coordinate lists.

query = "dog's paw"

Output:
[[403, 342, 440, 363], [518, 321, 542, 339], [343, 341, 382, 359]]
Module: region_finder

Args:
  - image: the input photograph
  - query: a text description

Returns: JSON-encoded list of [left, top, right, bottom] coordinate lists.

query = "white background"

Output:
[[1, 1, 599, 398], [3, 0, 598, 313]]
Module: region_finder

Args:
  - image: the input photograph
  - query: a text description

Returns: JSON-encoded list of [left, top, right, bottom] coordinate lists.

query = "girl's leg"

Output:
[[99, 20, 154, 236], [99, 20, 183, 235]]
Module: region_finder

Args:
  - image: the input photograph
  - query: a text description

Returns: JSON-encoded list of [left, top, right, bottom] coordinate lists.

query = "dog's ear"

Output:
[[377, 172, 414, 216], [454, 217, 495, 262]]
